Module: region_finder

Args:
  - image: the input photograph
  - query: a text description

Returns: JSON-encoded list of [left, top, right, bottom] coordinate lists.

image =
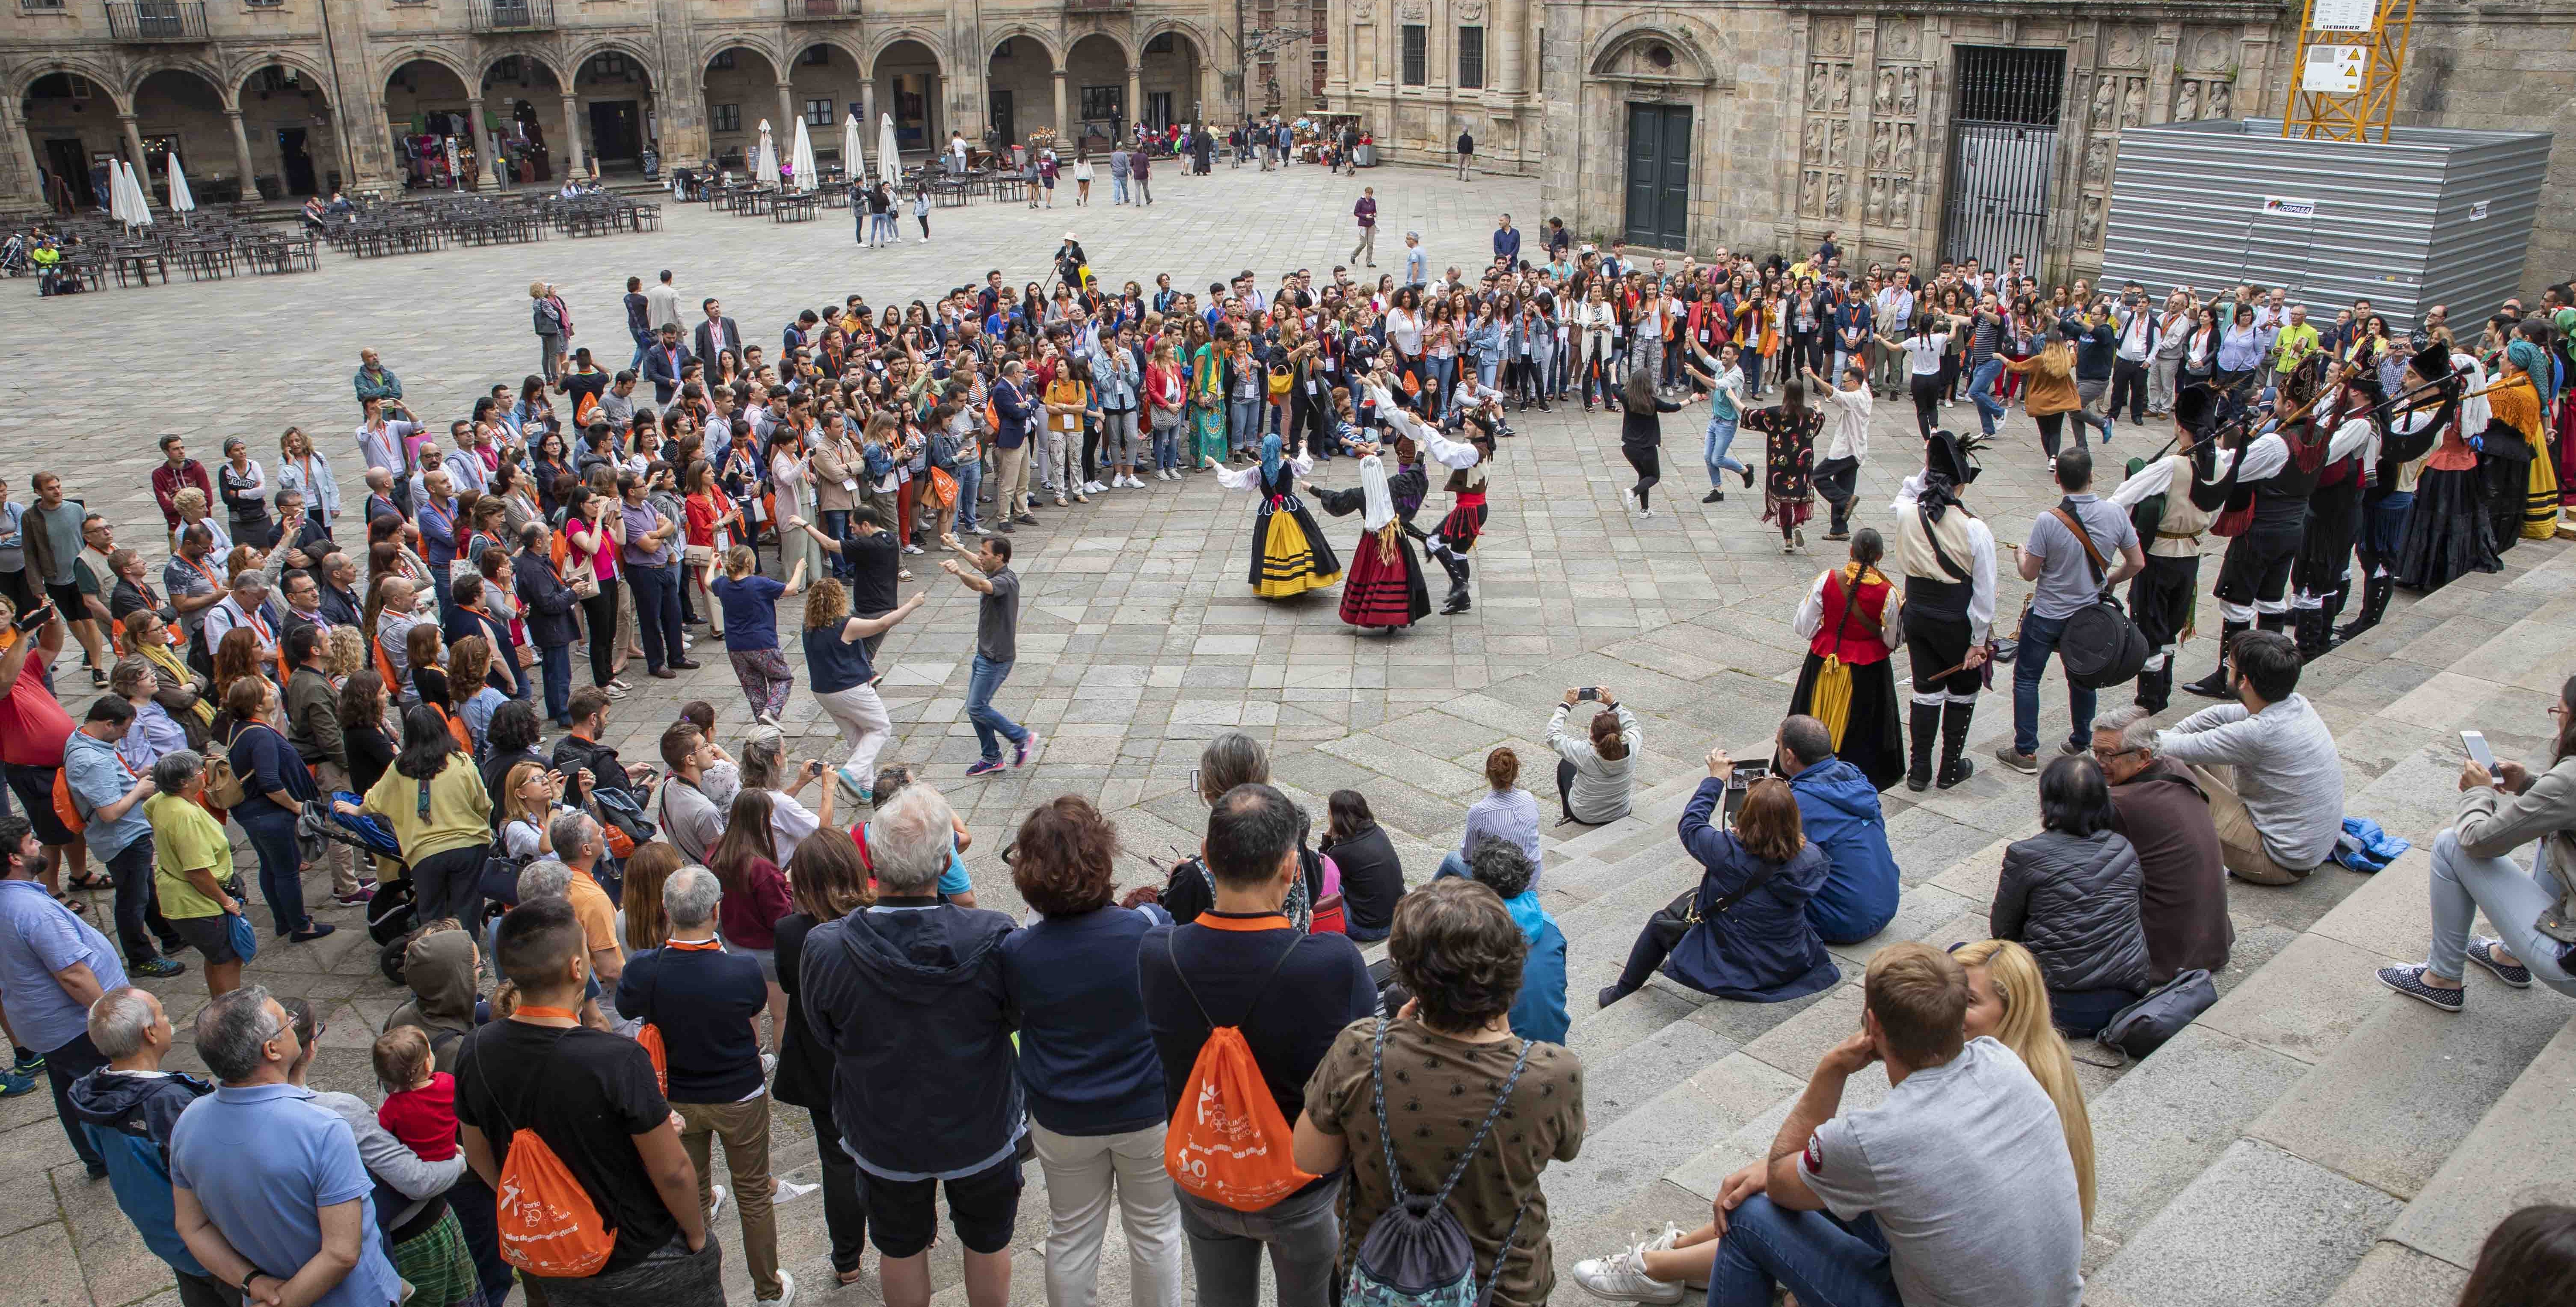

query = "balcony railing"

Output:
[[469, 0, 555, 31], [785, 0, 850, 16], [104, 0, 206, 42], [1067, 0, 1135, 10]]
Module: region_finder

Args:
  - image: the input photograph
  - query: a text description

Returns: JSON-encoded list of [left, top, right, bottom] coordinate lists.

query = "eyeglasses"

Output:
[[2090, 746, 2140, 765]]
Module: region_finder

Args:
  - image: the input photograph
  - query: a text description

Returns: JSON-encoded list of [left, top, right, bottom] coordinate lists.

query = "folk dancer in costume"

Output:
[[1787, 528, 1906, 791], [1215, 433, 1342, 599], [1366, 374, 1488, 614], [2338, 345, 2456, 642], [2482, 332, 2558, 551], [2393, 348, 2501, 592], [1742, 379, 1824, 552], [2181, 354, 2332, 700], [1304, 450, 1430, 632], [1889, 430, 1997, 791], [2288, 356, 2389, 661], [2108, 386, 2224, 712]]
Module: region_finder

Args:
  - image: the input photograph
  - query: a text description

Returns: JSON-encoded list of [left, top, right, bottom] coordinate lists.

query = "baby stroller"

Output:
[[299, 796, 415, 961]]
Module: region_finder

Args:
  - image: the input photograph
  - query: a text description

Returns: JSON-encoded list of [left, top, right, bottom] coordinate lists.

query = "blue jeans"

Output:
[[2425, 828, 2576, 994], [1153, 423, 1180, 472], [236, 805, 311, 937], [854, 206, 867, 243], [427, 563, 454, 627], [1476, 356, 1498, 388], [628, 326, 650, 372], [628, 563, 685, 672], [539, 642, 572, 724], [1112, 173, 1129, 203], [967, 654, 1027, 762], [1705, 414, 1747, 484], [952, 461, 982, 531], [1968, 357, 2007, 436], [1426, 356, 1458, 417], [2011, 611, 2096, 758], [1706, 1196, 1898, 1307], [1227, 398, 1263, 453]]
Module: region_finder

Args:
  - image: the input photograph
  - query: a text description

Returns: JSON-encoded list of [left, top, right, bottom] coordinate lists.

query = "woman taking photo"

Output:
[[1617, 365, 1699, 518], [1597, 759, 1837, 1007], [223, 676, 330, 941], [1548, 688, 1640, 827], [1991, 755, 2150, 1037], [362, 704, 495, 930], [997, 796, 1186, 1307]]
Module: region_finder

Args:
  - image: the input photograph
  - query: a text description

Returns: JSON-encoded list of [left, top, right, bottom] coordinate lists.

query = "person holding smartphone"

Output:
[[1549, 688, 1640, 826]]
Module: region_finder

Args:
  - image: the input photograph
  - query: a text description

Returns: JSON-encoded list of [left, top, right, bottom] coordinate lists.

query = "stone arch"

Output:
[[120, 56, 229, 108], [986, 24, 1064, 68], [792, 35, 868, 71], [564, 37, 660, 85], [225, 49, 335, 103], [228, 56, 349, 197], [11, 54, 136, 110], [475, 46, 567, 92], [698, 35, 786, 80], [863, 29, 950, 74], [1065, 30, 1132, 67], [376, 47, 476, 96], [1585, 18, 1725, 88], [1136, 21, 1209, 61]]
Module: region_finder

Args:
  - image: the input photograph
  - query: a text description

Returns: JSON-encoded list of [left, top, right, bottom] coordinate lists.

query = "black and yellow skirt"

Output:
[[1251, 501, 1343, 598]]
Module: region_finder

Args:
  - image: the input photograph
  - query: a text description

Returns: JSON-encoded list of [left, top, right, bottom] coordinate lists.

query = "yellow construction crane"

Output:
[[2284, 0, 2420, 141]]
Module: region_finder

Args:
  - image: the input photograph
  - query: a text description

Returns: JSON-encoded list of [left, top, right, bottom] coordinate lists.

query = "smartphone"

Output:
[[1577, 687, 1599, 702], [2462, 731, 2495, 770]]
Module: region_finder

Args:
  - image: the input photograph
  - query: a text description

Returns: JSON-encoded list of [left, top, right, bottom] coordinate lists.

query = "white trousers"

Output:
[[1030, 1120, 1185, 1307], [813, 682, 891, 779]]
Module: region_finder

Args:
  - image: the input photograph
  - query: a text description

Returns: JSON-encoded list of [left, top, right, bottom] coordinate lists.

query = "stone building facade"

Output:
[[1319, 0, 1541, 174], [0, 0, 1301, 209]]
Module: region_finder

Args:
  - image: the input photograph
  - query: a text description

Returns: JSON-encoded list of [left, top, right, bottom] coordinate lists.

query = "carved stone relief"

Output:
[[1898, 66, 1919, 116]]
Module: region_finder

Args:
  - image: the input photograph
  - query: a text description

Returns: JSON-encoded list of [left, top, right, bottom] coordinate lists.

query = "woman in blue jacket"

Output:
[[1598, 752, 1839, 1007]]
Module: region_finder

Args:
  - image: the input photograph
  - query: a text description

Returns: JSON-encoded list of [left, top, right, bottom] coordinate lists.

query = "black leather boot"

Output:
[[2293, 604, 2330, 663], [2334, 575, 2390, 644], [2134, 662, 2173, 714], [1906, 701, 1941, 792], [1937, 699, 1977, 789], [2182, 620, 2247, 699]]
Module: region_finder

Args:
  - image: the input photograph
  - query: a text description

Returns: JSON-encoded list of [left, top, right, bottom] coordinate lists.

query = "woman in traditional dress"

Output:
[[2475, 336, 2548, 556], [1787, 529, 1906, 791], [2395, 350, 2502, 591], [1742, 379, 1823, 552], [1216, 433, 1341, 599], [1190, 326, 1232, 471], [2504, 327, 2560, 542], [1367, 376, 1488, 614], [1304, 452, 1428, 632]]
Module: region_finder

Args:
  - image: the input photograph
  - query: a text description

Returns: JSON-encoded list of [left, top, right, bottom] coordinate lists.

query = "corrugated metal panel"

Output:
[[2098, 117, 2549, 331]]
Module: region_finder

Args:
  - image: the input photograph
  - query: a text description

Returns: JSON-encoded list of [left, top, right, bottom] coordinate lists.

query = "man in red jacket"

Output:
[[148, 436, 210, 548]]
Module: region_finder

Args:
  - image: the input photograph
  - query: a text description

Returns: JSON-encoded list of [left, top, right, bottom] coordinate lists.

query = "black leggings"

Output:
[[2035, 411, 2069, 459], [1625, 445, 1660, 510], [1911, 373, 1944, 441], [580, 585, 620, 685]]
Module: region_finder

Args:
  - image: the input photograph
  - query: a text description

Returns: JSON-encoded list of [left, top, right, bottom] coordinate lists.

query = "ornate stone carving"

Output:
[[1830, 65, 1850, 112], [1898, 65, 1919, 116], [1457, 0, 1482, 18], [1874, 67, 1895, 114], [1819, 18, 1853, 56], [2083, 139, 2110, 186], [2174, 80, 2199, 122], [2092, 74, 2116, 126], [2122, 78, 2146, 127], [1869, 122, 1891, 169], [1398, 0, 1425, 20], [1808, 63, 1829, 111], [2106, 24, 2147, 69], [1803, 118, 1825, 162], [2079, 195, 2104, 246], [1828, 120, 1848, 167], [1891, 175, 1913, 228], [1882, 19, 1918, 59], [1800, 169, 1823, 217], [1825, 173, 1846, 216], [1895, 122, 1915, 168], [2209, 81, 2232, 119], [2191, 29, 2232, 71], [1866, 175, 1887, 227]]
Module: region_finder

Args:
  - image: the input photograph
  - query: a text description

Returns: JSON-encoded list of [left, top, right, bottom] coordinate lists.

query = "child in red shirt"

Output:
[[371, 1026, 458, 1161]]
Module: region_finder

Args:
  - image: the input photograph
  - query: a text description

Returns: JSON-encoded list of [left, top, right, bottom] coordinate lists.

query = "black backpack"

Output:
[[2049, 501, 2149, 690], [1341, 1016, 1533, 1307]]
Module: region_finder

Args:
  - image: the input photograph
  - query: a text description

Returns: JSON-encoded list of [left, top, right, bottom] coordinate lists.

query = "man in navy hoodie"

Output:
[[67, 988, 222, 1307], [801, 783, 1020, 1307], [1777, 714, 1901, 944]]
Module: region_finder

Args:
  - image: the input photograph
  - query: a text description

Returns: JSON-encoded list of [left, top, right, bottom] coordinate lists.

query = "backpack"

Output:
[[1163, 938, 1321, 1212], [2047, 503, 2149, 691], [204, 735, 249, 809], [478, 1022, 621, 1277], [51, 768, 86, 836], [1343, 1016, 1536, 1307]]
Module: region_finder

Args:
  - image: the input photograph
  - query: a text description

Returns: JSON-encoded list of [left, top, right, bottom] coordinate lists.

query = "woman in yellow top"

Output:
[[143, 749, 246, 997], [2001, 321, 2084, 463], [363, 702, 495, 928], [2490, 335, 2561, 544], [1042, 356, 1093, 506]]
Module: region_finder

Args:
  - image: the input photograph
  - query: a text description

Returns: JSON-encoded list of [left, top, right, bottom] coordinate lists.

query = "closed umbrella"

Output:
[[790, 116, 818, 193], [118, 160, 153, 227], [104, 160, 130, 223], [754, 119, 780, 186], [877, 113, 901, 189], [842, 113, 865, 186], [166, 151, 195, 218]]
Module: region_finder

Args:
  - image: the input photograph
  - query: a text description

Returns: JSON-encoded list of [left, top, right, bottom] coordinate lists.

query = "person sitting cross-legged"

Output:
[[2380, 672, 2576, 1012], [1775, 714, 1901, 944], [2152, 630, 2344, 886]]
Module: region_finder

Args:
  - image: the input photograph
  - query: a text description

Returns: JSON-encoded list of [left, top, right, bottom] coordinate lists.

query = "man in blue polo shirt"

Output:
[[0, 811, 127, 1175], [169, 986, 402, 1307]]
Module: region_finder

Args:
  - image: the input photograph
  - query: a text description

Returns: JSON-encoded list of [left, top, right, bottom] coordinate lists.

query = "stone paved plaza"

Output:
[[5, 160, 2574, 1307]]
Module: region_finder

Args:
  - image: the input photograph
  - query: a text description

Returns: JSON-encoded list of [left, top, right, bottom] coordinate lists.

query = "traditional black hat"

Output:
[[1926, 428, 1984, 486]]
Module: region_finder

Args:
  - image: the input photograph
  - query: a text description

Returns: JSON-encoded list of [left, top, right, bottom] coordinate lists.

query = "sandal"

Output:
[[51, 892, 85, 914], [65, 871, 113, 892]]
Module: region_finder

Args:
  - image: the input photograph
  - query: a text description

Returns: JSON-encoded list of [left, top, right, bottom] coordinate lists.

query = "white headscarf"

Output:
[[1357, 454, 1395, 532]]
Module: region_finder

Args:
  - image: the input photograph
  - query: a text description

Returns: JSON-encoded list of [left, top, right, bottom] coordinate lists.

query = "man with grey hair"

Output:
[[170, 987, 403, 1307], [201, 569, 276, 660], [801, 784, 1022, 1307], [68, 987, 228, 1307], [373, 576, 424, 703], [549, 811, 626, 990], [496, 858, 613, 1028], [618, 867, 790, 1306], [2093, 706, 2233, 981]]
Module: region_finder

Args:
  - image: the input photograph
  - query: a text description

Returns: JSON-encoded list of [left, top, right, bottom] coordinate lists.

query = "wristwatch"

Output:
[[238, 1270, 260, 1295]]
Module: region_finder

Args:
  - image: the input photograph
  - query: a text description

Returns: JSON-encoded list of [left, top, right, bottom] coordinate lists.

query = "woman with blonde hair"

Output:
[[120, 611, 213, 736], [495, 759, 563, 860], [2002, 320, 2085, 463], [325, 625, 368, 682], [799, 576, 927, 800], [1951, 937, 2097, 1228]]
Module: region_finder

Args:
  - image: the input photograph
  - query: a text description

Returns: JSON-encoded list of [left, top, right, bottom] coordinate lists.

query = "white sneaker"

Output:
[[1569, 1242, 1681, 1304], [758, 1267, 799, 1307], [774, 1178, 820, 1203], [708, 1184, 730, 1221]]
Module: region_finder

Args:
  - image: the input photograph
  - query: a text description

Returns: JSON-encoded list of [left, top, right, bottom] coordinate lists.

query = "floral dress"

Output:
[[1743, 403, 1823, 532]]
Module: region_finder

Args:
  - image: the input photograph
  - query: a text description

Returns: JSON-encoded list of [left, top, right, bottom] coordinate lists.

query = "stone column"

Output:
[[1126, 64, 1142, 133], [464, 97, 498, 190], [560, 92, 586, 175], [119, 112, 150, 186], [1052, 68, 1067, 138], [0, 96, 43, 209], [861, 79, 877, 133], [1496, 0, 1527, 97], [777, 80, 797, 143], [224, 107, 259, 198]]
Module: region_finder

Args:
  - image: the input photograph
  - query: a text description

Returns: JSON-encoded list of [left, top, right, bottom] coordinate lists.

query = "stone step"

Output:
[[2367, 1012, 2576, 1295], [2081, 1139, 2406, 1307]]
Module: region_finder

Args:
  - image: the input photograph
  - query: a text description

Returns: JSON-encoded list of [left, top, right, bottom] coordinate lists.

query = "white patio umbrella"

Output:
[[790, 116, 818, 193], [165, 151, 196, 218], [754, 119, 780, 186], [117, 160, 153, 227], [103, 160, 130, 222], [842, 112, 865, 185], [877, 113, 901, 188]]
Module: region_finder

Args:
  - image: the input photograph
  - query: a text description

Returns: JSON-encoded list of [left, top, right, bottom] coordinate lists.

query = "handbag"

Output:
[[225, 911, 259, 965], [2095, 968, 2217, 1060], [2047, 503, 2150, 690]]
